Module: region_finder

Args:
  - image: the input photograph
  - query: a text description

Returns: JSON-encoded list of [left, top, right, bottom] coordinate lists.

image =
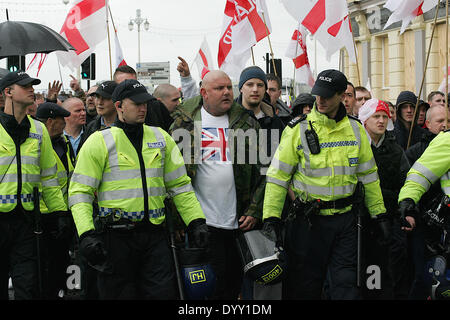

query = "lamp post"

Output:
[[128, 9, 149, 66]]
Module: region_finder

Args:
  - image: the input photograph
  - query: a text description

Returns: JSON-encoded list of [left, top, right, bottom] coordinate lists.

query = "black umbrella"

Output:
[[0, 18, 75, 59]]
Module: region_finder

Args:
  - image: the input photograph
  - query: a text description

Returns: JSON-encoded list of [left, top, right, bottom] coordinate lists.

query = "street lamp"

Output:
[[128, 9, 149, 65]]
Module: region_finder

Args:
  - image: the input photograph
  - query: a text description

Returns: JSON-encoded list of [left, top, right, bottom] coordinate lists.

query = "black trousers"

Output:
[[0, 211, 38, 300], [361, 218, 409, 300], [96, 224, 177, 300], [283, 211, 359, 300], [208, 226, 243, 300]]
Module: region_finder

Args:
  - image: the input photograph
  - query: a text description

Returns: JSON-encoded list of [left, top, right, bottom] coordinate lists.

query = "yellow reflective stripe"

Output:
[[297, 165, 357, 177], [42, 177, 59, 187], [167, 183, 193, 197], [357, 171, 379, 184], [349, 118, 361, 148], [41, 164, 57, 177], [406, 173, 431, 190], [270, 157, 295, 175], [71, 172, 100, 188], [356, 158, 376, 173], [164, 166, 187, 183], [101, 129, 119, 169], [0, 156, 15, 166], [102, 167, 163, 182], [411, 162, 439, 183], [293, 179, 355, 196], [69, 193, 94, 207], [98, 187, 166, 201], [21, 155, 40, 166], [57, 171, 67, 179], [266, 176, 289, 189], [1, 173, 41, 183]]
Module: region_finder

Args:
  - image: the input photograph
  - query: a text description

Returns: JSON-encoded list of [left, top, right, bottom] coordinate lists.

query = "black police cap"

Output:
[[95, 81, 117, 99], [36, 102, 71, 119], [111, 79, 152, 104], [311, 69, 347, 98], [0, 70, 41, 92]]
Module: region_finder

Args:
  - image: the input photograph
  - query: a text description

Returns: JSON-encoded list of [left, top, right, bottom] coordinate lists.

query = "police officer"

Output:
[[69, 79, 209, 299], [398, 129, 450, 299], [0, 71, 67, 299], [35, 102, 75, 299], [262, 70, 386, 300]]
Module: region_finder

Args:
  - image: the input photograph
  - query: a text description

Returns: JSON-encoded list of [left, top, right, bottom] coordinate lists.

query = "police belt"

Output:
[[98, 215, 154, 231], [292, 193, 355, 213]]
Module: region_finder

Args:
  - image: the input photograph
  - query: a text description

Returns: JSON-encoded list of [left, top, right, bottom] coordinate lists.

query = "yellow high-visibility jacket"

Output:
[[40, 135, 74, 213], [399, 130, 450, 203], [263, 105, 386, 219], [0, 116, 66, 213], [69, 125, 205, 236]]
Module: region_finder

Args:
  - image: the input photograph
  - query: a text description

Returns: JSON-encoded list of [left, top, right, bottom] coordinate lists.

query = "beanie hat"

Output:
[[238, 66, 267, 90], [396, 90, 417, 107]]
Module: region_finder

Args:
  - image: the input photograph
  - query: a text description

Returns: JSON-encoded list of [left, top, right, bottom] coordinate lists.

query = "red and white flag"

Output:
[[280, 0, 356, 63], [438, 65, 450, 93], [114, 29, 127, 68], [194, 37, 214, 80], [218, 0, 271, 79], [384, 0, 439, 34], [56, 0, 107, 71], [285, 25, 315, 87]]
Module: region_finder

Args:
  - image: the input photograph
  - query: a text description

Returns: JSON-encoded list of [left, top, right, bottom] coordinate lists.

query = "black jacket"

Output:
[[393, 118, 427, 151], [145, 97, 173, 132], [371, 132, 410, 216], [235, 94, 285, 160], [405, 129, 436, 166], [78, 115, 108, 152]]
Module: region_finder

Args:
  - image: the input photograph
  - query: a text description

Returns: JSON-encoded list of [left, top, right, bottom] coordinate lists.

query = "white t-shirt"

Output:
[[192, 107, 238, 229]]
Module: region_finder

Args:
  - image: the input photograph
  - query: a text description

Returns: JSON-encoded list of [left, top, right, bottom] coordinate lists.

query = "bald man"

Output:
[[62, 97, 86, 155], [153, 83, 181, 113], [406, 105, 448, 165], [170, 70, 265, 299]]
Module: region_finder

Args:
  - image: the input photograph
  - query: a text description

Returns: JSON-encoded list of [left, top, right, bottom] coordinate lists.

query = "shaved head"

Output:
[[201, 70, 231, 88], [200, 70, 234, 116]]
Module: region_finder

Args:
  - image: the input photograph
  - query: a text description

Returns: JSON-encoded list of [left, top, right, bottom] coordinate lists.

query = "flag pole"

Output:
[[106, 0, 113, 80], [292, 24, 301, 98], [407, 3, 440, 149], [261, 11, 277, 77], [251, 46, 256, 65], [351, 30, 361, 87]]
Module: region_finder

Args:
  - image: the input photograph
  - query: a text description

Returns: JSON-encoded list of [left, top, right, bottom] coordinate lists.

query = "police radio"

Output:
[[305, 121, 320, 154]]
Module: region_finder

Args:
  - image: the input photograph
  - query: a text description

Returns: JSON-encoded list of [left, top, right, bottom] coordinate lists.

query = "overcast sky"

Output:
[[0, 0, 339, 92]]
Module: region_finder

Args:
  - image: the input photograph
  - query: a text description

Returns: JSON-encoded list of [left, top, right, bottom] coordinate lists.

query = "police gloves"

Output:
[[398, 198, 418, 229], [79, 230, 108, 269], [262, 217, 283, 247], [187, 219, 210, 249], [374, 213, 391, 246]]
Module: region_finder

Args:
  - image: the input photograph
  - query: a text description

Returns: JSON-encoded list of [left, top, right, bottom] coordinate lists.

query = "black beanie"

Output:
[[238, 66, 268, 90]]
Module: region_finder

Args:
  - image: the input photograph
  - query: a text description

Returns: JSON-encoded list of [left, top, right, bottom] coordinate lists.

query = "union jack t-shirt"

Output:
[[192, 107, 238, 229]]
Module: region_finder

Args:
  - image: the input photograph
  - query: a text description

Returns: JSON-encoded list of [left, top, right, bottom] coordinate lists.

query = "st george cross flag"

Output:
[[280, 0, 356, 63], [114, 29, 127, 68], [56, 0, 107, 70], [285, 25, 315, 87], [438, 65, 450, 93], [218, 0, 271, 80], [384, 0, 439, 34], [194, 37, 214, 80]]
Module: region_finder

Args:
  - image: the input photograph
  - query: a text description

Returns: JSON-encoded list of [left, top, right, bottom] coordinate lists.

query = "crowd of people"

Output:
[[0, 57, 449, 300]]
